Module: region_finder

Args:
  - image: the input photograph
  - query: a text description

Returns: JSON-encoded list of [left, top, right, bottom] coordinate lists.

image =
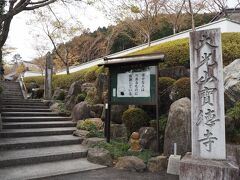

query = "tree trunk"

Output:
[[66, 63, 70, 75], [147, 33, 151, 46], [188, 0, 195, 32]]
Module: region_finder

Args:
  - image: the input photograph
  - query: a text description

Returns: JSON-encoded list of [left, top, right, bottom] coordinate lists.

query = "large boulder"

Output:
[[81, 83, 95, 94], [73, 129, 90, 138], [224, 59, 240, 108], [50, 102, 70, 116], [115, 156, 146, 172], [110, 124, 128, 142], [87, 148, 113, 166], [95, 73, 108, 103], [164, 97, 191, 157], [52, 87, 66, 101], [101, 105, 128, 124], [82, 137, 105, 147], [65, 81, 82, 110], [72, 102, 91, 121], [139, 127, 157, 150], [90, 104, 104, 118], [147, 156, 167, 172]]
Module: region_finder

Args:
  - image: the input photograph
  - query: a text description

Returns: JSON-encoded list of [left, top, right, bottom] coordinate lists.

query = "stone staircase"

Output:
[[0, 81, 105, 180]]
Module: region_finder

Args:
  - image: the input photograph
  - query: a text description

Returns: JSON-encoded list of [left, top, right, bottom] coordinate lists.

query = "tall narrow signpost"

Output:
[[44, 52, 53, 100], [180, 29, 239, 179], [99, 53, 164, 153]]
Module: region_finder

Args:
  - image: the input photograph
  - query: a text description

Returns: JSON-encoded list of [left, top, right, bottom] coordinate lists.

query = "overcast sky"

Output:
[[4, 0, 239, 63]]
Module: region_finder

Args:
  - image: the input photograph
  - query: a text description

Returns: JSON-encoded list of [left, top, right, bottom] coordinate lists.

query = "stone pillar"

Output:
[[180, 29, 239, 179], [44, 52, 53, 100]]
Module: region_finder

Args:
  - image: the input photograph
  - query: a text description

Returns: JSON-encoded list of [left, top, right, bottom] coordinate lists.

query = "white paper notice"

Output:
[[117, 70, 150, 97]]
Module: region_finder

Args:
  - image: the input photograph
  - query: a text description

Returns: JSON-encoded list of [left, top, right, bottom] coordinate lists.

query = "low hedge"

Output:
[[130, 33, 240, 67], [24, 66, 103, 90]]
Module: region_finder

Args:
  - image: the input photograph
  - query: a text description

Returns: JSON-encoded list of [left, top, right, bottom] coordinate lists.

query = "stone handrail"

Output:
[[19, 74, 27, 99]]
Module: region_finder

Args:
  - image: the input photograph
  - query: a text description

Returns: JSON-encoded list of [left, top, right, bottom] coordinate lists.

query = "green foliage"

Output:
[[24, 66, 102, 90], [77, 120, 97, 131], [77, 93, 86, 103], [55, 101, 71, 116], [85, 88, 97, 104], [150, 114, 168, 152], [227, 102, 240, 128], [56, 91, 66, 101], [171, 77, 191, 101], [130, 38, 189, 67], [122, 108, 150, 134], [226, 102, 240, 144], [159, 77, 176, 113], [84, 66, 99, 82], [24, 77, 44, 90], [131, 33, 240, 67], [94, 140, 155, 162], [77, 119, 104, 138]]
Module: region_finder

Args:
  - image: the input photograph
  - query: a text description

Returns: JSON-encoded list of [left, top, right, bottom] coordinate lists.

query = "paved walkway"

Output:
[[44, 168, 179, 180]]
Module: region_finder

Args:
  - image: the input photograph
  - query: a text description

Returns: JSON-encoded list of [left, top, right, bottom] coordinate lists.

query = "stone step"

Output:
[[1, 108, 52, 112], [2, 105, 49, 109], [0, 135, 83, 150], [2, 112, 59, 117], [1, 102, 46, 106], [0, 158, 105, 180], [1, 93, 23, 96], [2, 116, 72, 122], [0, 127, 76, 138], [1, 99, 41, 102], [3, 121, 76, 129], [0, 145, 88, 168], [2, 88, 21, 91], [1, 95, 23, 98]]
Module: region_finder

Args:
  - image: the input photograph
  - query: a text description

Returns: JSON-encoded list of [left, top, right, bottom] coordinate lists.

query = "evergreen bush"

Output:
[[170, 77, 190, 101], [122, 107, 150, 134]]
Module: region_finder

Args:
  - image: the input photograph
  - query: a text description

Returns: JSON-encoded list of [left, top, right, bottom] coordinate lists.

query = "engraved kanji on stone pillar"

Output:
[[190, 29, 226, 159], [44, 52, 53, 100]]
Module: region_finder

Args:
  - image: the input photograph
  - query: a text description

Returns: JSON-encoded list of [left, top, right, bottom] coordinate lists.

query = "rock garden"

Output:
[[22, 38, 240, 174]]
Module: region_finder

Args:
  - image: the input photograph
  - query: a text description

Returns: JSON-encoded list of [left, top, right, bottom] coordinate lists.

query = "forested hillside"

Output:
[[38, 13, 215, 71]]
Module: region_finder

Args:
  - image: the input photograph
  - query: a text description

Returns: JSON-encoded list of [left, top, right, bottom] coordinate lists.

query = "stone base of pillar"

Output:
[[180, 153, 239, 180]]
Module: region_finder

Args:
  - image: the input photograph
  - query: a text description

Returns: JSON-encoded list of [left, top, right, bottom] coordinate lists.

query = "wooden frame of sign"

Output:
[[99, 53, 164, 153]]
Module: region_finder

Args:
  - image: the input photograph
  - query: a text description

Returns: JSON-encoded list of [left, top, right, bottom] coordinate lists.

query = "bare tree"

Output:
[[163, 0, 187, 34], [0, 0, 58, 63], [30, 6, 82, 74], [101, 0, 166, 46]]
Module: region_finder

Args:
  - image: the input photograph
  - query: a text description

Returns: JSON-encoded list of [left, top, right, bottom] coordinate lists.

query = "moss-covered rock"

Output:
[[170, 77, 190, 102], [122, 108, 150, 134]]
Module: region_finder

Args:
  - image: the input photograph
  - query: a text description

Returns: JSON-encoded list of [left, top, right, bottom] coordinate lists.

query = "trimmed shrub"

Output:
[[77, 119, 104, 138], [56, 91, 66, 101], [130, 33, 240, 67], [24, 66, 102, 91], [170, 77, 190, 101], [122, 108, 150, 134], [77, 93, 87, 103], [227, 102, 240, 129], [226, 102, 240, 144], [159, 77, 176, 113]]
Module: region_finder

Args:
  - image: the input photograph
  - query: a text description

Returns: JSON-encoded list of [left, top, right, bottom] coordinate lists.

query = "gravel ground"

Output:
[[44, 168, 179, 180]]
